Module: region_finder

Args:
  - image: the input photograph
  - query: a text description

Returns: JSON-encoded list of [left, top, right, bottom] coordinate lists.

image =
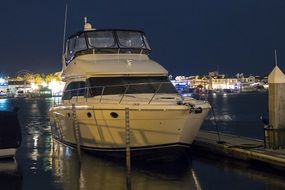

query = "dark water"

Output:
[[202, 92, 267, 139], [1, 92, 285, 190]]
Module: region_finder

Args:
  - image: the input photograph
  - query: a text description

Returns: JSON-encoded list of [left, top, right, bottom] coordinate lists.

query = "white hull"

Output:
[[50, 99, 210, 155], [0, 148, 16, 159]]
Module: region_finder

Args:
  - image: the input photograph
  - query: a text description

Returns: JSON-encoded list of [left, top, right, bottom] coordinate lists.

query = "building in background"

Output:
[[173, 71, 268, 94], [8, 80, 32, 98], [0, 78, 8, 97], [208, 72, 240, 91]]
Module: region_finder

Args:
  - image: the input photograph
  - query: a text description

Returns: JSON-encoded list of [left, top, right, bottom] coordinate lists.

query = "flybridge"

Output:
[[65, 29, 152, 64]]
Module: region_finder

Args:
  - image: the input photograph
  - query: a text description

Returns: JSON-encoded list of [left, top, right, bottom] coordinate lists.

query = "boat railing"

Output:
[[52, 81, 180, 106]]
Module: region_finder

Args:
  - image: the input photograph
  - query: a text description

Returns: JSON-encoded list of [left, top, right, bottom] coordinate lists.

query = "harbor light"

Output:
[[0, 78, 7, 86], [41, 81, 48, 87], [31, 82, 39, 90], [48, 80, 65, 95], [0, 78, 5, 84]]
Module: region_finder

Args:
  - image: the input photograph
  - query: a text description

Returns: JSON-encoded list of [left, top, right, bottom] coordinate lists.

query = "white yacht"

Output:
[[49, 19, 211, 161]]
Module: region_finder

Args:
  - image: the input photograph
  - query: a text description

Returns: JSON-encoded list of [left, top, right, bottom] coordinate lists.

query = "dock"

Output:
[[192, 130, 285, 171], [191, 64, 285, 172]]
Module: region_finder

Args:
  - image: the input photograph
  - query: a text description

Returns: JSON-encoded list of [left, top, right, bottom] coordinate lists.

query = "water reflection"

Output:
[[0, 98, 9, 111], [202, 92, 267, 139], [51, 141, 201, 190], [192, 154, 285, 190]]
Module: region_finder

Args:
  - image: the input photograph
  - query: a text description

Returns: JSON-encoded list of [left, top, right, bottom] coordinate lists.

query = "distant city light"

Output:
[[48, 80, 65, 95], [0, 78, 7, 86], [41, 82, 48, 87], [31, 82, 39, 90], [0, 99, 8, 110]]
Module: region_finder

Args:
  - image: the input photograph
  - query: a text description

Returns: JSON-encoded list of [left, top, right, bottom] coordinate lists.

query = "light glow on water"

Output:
[[33, 134, 39, 148], [0, 98, 8, 110]]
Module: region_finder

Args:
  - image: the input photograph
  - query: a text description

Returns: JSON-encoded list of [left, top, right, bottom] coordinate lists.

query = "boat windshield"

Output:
[[65, 30, 151, 64], [86, 76, 178, 97]]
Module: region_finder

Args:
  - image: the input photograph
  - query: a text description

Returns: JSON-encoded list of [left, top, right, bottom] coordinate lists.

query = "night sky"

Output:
[[1, 0, 285, 77]]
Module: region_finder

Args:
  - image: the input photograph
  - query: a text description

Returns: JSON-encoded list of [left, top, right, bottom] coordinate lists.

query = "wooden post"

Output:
[[268, 66, 285, 149], [125, 107, 132, 190], [72, 103, 82, 161]]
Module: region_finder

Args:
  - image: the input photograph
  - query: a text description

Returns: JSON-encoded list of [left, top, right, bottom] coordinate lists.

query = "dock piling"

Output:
[[268, 63, 285, 149], [125, 107, 132, 189], [72, 103, 82, 161], [125, 107, 131, 173]]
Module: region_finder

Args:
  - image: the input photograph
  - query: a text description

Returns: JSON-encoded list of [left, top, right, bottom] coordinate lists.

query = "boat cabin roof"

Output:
[[68, 29, 147, 39]]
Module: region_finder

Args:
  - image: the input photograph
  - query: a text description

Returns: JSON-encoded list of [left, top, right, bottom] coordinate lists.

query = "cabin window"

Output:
[[74, 34, 87, 52], [62, 81, 86, 100], [65, 30, 152, 64], [117, 31, 145, 48], [87, 31, 116, 48], [66, 34, 87, 64], [66, 38, 76, 62], [86, 76, 177, 97]]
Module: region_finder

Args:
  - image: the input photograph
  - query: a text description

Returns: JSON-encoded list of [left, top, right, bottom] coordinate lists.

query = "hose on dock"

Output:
[[210, 106, 225, 144]]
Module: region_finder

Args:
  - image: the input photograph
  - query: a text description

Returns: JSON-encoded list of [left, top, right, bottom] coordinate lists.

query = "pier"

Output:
[[191, 63, 285, 173], [193, 130, 285, 171]]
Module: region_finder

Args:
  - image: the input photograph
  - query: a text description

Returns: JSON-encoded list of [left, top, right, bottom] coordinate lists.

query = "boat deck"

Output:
[[192, 130, 285, 171]]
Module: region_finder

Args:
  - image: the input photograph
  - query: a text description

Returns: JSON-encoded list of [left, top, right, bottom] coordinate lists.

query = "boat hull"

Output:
[[50, 103, 210, 161], [54, 138, 190, 162]]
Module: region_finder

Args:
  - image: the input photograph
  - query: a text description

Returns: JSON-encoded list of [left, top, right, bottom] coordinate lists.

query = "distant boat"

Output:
[[0, 109, 22, 159], [0, 95, 8, 99], [240, 82, 256, 92], [39, 87, 52, 98], [14, 90, 27, 99], [263, 84, 269, 89]]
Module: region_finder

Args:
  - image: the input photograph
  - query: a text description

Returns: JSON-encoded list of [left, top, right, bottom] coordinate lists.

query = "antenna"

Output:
[[274, 49, 278, 67], [62, 2, 68, 56]]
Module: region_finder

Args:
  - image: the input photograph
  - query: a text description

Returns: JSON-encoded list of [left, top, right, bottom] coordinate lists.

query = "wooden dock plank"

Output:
[[192, 130, 285, 171]]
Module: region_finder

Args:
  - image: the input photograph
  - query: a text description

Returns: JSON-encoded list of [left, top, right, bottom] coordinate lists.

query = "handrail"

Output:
[[99, 87, 105, 103], [119, 85, 129, 104], [148, 83, 162, 104], [53, 81, 180, 105]]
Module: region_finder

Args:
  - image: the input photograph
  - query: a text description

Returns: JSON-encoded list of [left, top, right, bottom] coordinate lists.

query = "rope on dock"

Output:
[[227, 144, 264, 150], [210, 106, 224, 144]]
